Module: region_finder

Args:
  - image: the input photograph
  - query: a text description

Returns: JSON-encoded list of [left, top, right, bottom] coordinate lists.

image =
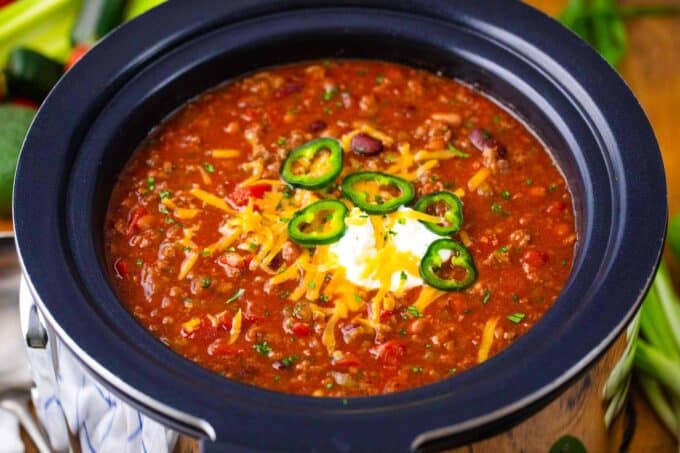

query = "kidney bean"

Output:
[[308, 119, 327, 133], [351, 133, 383, 156], [274, 81, 303, 99]]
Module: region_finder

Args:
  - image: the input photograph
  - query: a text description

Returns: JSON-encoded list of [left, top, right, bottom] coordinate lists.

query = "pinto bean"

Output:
[[351, 133, 383, 156]]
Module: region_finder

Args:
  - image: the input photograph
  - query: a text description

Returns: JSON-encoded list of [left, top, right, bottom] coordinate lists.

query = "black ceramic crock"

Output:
[[13, 1, 666, 451]]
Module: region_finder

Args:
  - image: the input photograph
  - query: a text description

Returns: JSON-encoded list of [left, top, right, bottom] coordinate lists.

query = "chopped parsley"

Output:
[[307, 281, 317, 289], [159, 190, 171, 200], [482, 289, 491, 304], [525, 178, 534, 186], [507, 312, 526, 324], [182, 245, 193, 252], [562, 259, 568, 267], [319, 294, 329, 302], [147, 176, 156, 191], [407, 305, 423, 318], [375, 74, 385, 85], [448, 143, 470, 158], [277, 137, 287, 147], [201, 277, 211, 289], [136, 258, 143, 267], [159, 205, 169, 215], [279, 290, 291, 299], [226, 288, 245, 304], [253, 341, 272, 356], [411, 367, 424, 373], [400, 271, 408, 281], [249, 242, 259, 250], [397, 218, 406, 225], [493, 114, 501, 124], [399, 328, 407, 336], [227, 246, 236, 252], [501, 190, 511, 200], [164, 217, 175, 224], [281, 355, 299, 367], [203, 162, 215, 173], [274, 375, 281, 382], [548, 183, 558, 192], [498, 245, 510, 253], [282, 186, 295, 199], [322, 87, 338, 101], [353, 294, 363, 303], [491, 203, 508, 216], [200, 249, 211, 257]]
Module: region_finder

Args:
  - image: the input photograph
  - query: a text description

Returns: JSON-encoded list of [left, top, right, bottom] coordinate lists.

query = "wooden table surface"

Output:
[[525, 0, 680, 451]]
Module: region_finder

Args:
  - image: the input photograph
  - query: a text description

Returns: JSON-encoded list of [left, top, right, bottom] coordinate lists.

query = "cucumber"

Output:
[[71, 0, 127, 46], [5, 47, 64, 102], [0, 105, 36, 216]]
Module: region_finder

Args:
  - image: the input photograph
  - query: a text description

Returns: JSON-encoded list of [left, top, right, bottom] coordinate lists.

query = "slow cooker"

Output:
[[13, 1, 666, 451]]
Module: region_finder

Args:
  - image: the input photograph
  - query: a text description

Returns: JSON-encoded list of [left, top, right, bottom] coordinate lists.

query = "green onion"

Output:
[[226, 288, 245, 304], [507, 313, 525, 324]]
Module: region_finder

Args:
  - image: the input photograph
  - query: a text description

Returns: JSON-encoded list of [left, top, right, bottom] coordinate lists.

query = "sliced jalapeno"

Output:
[[420, 239, 477, 291], [341, 172, 415, 214], [281, 138, 343, 189], [288, 199, 348, 246], [414, 191, 463, 235]]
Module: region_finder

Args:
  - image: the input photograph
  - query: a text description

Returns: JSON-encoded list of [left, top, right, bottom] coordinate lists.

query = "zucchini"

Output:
[[71, 0, 127, 46], [5, 47, 64, 102], [0, 105, 36, 216]]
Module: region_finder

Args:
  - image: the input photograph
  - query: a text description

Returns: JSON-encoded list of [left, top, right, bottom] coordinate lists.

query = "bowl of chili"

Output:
[[13, 0, 666, 451]]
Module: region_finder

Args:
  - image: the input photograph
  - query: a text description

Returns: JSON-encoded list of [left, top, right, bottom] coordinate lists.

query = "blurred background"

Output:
[[0, 0, 678, 451]]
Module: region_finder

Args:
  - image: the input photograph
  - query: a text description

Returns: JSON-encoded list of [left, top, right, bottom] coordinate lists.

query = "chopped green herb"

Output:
[[325, 382, 334, 389], [499, 245, 509, 253], [281, 355, 299, 367], [319, 294, 329, 302], [226, 288, 245, 304], [507, 312, 526, 324], [164, 217, 175, 225], [463, 308, 472, 314], [400, 271, 408, 281], [399, 328, 407, 336], [548, 184, 558, 192], [354, 294, 363, 303], [203, 162, 215, 173], [323, 106, 333, 115], [308, 281, 317, 289], [430, 175, 440, 182], [136, 258, 143, 267], [397, 218, 406, 225], [274, 375, 281, 382], [449, 368, 457, 374], [493, 114, 501, 124], [182, 245, 193, 252], [562, 259, 568, 267], [249, 242, 258, 250], [525, 178, 534, 186], [323, 87, 338, 101], [407, 305, 423, 318], [200, 249, 211, 257], [147, 176, 156, 190], [253, 341, 272, 356], [279, 290, 291, 299], [491, 203, 508, 216], [448, 143, 470, 158], [283, 186, 295, 199], [159, 205, 169, 215], [501, 190, 511, 200], [375, 74, 385, 85], [425, 343, 432, 349], [277, 137, 288, 147], [512, 294, 520, 303], [202, 277, 212, 289], [482, 289, 491, 304], [159, 190, 171, 200], [412, 367, 424, 373], [227, 246, 236, 252]]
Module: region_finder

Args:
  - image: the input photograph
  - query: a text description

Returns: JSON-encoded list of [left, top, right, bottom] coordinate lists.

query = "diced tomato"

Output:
[[65, 44, 90, 71], [380, 310, 395, 322], [291, 322, 312, 337], [9, 98, 39, 110], [332, 355, 361, 368], [113, 258, 128, 279], [229, 184, 272, 207], [522, 249, 549, 267], [372, 340, 406, 366], [126, 206, 147, 236]]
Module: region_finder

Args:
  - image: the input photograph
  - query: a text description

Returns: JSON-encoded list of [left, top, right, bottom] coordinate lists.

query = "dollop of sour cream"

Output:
[[328, 206, 442, 291]]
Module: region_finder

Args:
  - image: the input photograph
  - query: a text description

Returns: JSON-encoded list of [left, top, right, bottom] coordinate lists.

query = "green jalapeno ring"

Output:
[[420, 239, 477, 291], [288, 199, 348, 246], [414, 191, 464, 235], [281, 138, 343, 189], [340, 171, 415, 215]]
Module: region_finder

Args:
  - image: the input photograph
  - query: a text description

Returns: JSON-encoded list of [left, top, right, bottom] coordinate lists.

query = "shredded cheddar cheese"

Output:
[[229, 309, 243, 344], [190, 188, 236, 213], [477, 317, 500, 363], [413, 285, 445, 313], [468, 168, 490, 191], [211, 149, 240, 159]]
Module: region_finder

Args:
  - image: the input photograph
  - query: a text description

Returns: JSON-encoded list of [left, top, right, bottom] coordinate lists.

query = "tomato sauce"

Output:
[[105, 60, 576, 396]]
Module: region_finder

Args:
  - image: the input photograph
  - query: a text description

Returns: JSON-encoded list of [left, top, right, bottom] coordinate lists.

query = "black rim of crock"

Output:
[[13, 1, 666, 451]]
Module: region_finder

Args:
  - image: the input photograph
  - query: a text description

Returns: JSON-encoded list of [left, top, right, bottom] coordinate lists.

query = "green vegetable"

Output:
[[0, 105, 36, 216], [413, 191, 463, 235], [225, 288, 244, 304], [124, 0, 164, 20], [549, 435, 587, 453], [419, 239, 477, 291], [281, 138, 343, 189], [71, 0, 127, 46], [288, 199, 348, 246], [341, 171, 415, 215], [4, 47, 64, 102], [0, 0, 81, 66], [668, 212, 680, 264]]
